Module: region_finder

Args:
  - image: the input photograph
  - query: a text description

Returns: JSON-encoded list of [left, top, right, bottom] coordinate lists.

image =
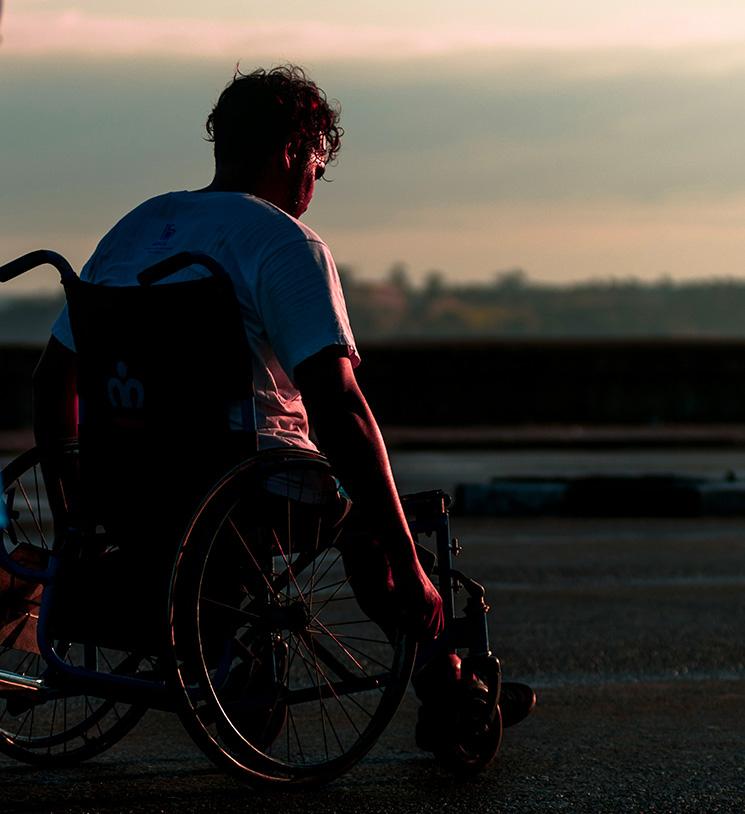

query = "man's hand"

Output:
[[340, 530, 444, 641], [394, 559, 444, 641]]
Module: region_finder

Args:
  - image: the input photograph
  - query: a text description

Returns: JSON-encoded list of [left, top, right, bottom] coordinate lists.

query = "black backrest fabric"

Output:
[[64, 272, 256, 554], [66, 275, 254, 435]]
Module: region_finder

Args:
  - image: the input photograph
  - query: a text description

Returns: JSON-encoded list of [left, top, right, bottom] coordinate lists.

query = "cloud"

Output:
[[5, 36, 745, 288], [7, 7, 745, 60], [2, 9, 572, 59]]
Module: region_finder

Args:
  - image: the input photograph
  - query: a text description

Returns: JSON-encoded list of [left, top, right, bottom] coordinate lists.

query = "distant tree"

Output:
[[387, 263, 411, 294], [423, 270, 445, 298], [337, 264, 355, 292], [494, 268, 528, 292]]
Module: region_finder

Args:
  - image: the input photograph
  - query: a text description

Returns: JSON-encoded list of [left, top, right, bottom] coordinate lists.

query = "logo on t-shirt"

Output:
[[147, 223, 177, 254], [159, 224, 177, 242]]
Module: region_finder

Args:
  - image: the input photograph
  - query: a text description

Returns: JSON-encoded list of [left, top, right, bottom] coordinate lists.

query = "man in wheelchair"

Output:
[[34, 65, 443, 644], [29, 65, 533, 768]]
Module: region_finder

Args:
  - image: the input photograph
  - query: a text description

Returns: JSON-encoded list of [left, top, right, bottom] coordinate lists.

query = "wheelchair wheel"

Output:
[[169, 449, 417, 787], [0, 445, 149, 766]]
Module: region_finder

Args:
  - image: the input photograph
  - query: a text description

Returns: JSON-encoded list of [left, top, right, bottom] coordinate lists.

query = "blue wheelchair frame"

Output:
[[0, 474, 7, 531]]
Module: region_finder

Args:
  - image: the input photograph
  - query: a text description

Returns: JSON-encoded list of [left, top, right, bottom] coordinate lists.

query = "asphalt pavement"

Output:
[[2, 511, 744, 813]]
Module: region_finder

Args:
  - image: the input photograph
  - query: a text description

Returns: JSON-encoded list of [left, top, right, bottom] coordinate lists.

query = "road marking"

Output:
[[528, 668, 745, 689], [485, 575, 745, 591], [461, 527, 745, 546]]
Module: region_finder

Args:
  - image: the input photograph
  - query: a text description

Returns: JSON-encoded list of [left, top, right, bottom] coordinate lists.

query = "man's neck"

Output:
[[196, 167, 295, 215], [196, 167, 257, 194]]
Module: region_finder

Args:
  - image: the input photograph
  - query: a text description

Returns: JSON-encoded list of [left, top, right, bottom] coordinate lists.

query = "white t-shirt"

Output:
[[52, 191, 360, 450]]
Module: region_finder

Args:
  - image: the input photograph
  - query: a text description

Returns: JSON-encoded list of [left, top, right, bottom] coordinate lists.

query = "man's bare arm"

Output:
[[295, 348, 443, 640]]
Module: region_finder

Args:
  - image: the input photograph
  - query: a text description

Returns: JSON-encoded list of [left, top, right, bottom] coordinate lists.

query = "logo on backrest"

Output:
[[107, 361, 145, 409]]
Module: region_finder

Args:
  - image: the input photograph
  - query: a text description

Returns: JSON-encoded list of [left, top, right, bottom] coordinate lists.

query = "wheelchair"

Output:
[[0, 250, 505, 786]]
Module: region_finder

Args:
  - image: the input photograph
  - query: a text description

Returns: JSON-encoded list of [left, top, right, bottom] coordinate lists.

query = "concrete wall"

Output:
[[356, 339, 745, 426], [3, 339, 745, 430]]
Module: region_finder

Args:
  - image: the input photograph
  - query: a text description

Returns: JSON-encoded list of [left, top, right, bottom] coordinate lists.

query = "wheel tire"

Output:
[[168, 449, 416, 787], [0, 445, 148, 766]]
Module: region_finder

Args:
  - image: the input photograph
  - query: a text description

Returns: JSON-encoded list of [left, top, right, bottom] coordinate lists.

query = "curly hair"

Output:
[[206, 65, 342, 171]]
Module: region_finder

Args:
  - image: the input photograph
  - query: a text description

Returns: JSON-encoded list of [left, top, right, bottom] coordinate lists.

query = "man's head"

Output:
[[206, 65, 342, 217]]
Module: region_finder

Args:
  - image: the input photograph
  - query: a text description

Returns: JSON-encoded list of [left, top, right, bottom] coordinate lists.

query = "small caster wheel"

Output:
[[433, 674, 503, 775]]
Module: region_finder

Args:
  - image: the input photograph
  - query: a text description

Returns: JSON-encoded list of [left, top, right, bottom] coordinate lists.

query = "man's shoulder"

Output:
[[99, 192, 183, 239], [226, 194, 326, 247], [111, 190, 323, 232]]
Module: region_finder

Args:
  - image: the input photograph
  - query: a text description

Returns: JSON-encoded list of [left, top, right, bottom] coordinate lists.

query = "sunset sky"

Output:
[[4, 1, 745, 294]]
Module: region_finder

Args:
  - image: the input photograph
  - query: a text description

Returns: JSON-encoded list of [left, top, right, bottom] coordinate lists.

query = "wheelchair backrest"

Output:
[[63, 255, 256, 545]]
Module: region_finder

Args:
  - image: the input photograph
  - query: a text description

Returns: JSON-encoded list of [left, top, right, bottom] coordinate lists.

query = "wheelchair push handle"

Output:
[[137, 251, 231, 286], [0, 250, 76, 284]]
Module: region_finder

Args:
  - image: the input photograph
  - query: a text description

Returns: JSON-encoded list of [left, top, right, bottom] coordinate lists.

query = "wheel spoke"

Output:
[[320, 635, 394, 674], [287, 702, 306, 764], [294, 635, 362, 740], [298, 637, 329, 760], [17, 481, 48, 551], [306, 514, 323, 618], [307, 578, 354, 625], [312, 630, 390, 646], [33, 466, 44, 544], [200, 595, 262, 621], [305, 625, 368, 677], [226, 518, 278, 599], [268, 528, 311, 613], [299, 548, 341, 599]]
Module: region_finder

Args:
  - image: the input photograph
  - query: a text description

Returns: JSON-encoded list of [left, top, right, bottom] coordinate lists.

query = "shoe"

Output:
[[499, 681, 536, 728], [412, 653, 465, 753], [412, 652, 462, 704]]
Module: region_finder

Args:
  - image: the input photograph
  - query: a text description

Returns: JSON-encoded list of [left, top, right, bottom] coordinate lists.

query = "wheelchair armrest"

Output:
[[400, 489, 452, 510], [400, 489, 452, 537]]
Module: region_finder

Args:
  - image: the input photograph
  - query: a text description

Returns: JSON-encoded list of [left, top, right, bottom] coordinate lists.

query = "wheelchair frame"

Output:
[[0, 250, 502, 782]]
